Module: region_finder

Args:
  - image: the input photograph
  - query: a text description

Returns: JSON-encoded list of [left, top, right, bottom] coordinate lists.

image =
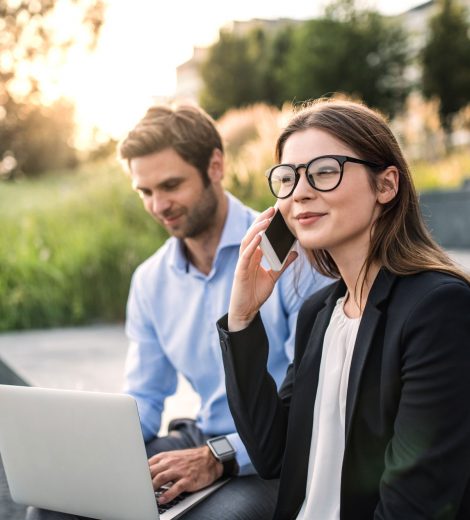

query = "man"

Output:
[[27, 104, 330, 520]]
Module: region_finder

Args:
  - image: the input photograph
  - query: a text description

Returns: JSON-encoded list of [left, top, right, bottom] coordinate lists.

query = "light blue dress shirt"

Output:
[[123, 192, 331, 475]]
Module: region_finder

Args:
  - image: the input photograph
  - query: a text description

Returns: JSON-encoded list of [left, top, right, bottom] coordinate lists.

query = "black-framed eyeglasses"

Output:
[[265, 154, 385, 199]]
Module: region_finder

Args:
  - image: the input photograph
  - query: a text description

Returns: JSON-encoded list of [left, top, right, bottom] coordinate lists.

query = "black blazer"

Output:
[[217, 269, 470, 519]]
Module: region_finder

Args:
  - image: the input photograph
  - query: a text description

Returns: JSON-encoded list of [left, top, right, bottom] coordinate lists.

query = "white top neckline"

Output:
[[296, 295, 362, 520]]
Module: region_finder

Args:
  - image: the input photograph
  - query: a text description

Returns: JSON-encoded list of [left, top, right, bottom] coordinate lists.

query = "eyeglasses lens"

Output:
[[307, 157, 341, 191], [270, 157, 342, 197]]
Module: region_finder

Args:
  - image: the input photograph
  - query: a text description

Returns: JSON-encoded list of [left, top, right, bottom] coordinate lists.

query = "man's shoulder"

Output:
[[133, 237, 175, 280], [226, 192, 259, 224]]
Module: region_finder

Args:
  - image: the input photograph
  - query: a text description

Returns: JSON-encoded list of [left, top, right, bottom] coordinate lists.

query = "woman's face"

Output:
[[278, 128, 383, 258]]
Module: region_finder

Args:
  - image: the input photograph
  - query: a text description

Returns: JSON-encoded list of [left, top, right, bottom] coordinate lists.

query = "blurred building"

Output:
[[175, 46, 210, 104], [399, 0, 470, 48], [175, 18, 303, 104]]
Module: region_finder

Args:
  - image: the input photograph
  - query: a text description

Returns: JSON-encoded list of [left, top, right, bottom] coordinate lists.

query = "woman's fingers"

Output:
[[238, 231, 263, 271], [239, 207, 275, 253]]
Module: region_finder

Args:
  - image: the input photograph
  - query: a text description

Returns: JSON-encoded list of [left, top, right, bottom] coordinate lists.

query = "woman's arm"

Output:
[[217, 312, 293, 478]]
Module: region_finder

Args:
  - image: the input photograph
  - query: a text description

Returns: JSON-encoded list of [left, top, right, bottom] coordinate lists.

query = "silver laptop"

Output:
[[0, 385, 228, 520]]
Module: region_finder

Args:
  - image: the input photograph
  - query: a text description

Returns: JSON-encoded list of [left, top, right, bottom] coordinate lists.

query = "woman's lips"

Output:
[[295, 212, 327, 225]]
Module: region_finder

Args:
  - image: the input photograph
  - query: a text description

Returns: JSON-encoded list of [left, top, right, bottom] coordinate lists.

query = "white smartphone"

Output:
[[260, 209, 297, 271]]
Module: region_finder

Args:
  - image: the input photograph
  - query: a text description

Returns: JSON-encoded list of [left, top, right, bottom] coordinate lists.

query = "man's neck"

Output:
[[183, 194, 228, 276]]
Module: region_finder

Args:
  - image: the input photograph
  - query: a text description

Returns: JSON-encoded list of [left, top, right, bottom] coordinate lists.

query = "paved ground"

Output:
[[1, 249, 468, 518]]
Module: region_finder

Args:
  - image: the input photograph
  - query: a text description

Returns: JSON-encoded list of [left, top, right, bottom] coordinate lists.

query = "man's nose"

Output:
[[149, 192, 171, 214]]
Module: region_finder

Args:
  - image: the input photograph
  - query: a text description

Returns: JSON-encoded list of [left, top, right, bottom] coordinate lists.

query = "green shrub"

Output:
[[1, 103, 469, 331], [0, 160, 166, 330]]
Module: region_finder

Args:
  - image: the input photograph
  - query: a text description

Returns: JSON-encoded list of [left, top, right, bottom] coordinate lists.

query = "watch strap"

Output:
[[221, 457, 239, 477]]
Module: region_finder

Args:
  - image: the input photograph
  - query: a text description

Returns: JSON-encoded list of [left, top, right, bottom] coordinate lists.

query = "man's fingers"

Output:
[[158, 480, 188, 504], [149, 459, 170, 479], [152, 469, 179, 490]]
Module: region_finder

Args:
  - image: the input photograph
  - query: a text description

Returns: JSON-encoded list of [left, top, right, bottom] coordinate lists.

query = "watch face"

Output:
[[211, 437, 233, 456]]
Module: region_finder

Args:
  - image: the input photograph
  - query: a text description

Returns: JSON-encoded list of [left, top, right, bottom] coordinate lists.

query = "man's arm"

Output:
[[123, 339, 177, 441], [124, 271, 178, 441]]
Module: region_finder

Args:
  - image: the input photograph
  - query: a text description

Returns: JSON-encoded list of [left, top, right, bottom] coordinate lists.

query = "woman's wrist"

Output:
[[227, 313, 256, 332]]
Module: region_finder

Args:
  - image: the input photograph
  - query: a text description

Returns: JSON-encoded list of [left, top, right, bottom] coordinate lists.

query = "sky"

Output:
[[39, 0, 425, 147]]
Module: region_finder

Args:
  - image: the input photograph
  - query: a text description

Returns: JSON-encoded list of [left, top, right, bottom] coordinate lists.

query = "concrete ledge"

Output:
[[420, 188, 470, 249]]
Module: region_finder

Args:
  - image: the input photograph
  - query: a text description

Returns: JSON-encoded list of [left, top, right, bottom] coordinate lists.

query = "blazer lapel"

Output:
[[345, 269, 398, 442], [276, 281, 346, 518]]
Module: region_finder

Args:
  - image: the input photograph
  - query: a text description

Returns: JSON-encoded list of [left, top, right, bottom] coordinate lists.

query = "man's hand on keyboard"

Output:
[[149, 446, 224, 504]]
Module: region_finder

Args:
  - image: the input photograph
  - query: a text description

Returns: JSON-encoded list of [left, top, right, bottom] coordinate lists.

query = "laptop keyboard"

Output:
[[155, 488, 191, 515]]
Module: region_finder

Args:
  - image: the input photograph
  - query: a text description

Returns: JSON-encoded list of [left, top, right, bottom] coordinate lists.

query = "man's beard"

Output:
[[162, 184, 219, 239]]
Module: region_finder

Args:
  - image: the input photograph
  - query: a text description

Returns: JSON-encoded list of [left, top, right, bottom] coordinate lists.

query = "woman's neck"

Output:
[[331, 247, 381, 319]]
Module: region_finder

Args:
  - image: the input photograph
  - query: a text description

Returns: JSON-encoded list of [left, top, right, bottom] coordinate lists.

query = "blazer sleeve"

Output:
[[217, 312, 292, 478], [376, 281, 470, 519]]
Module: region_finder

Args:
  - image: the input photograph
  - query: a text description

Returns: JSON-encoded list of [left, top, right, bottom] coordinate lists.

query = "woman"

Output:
[[216, 98, 470, 519]]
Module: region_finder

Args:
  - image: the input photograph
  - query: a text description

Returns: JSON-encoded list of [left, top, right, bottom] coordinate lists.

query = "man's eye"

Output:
[[162, 180, 182, 191], [280, 175, 293, 184], [137, 189, 151, 197]]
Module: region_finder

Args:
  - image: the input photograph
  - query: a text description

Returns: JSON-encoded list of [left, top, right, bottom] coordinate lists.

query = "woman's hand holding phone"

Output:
[[228, 207, 298, 332]]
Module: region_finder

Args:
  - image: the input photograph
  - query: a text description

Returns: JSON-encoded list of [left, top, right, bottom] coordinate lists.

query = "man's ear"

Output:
[[377, 166, 399, 204], [207, 148, 224, 183]]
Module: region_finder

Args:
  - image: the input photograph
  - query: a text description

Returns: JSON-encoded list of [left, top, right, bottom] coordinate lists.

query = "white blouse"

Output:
[[296, 295, 361, 520]]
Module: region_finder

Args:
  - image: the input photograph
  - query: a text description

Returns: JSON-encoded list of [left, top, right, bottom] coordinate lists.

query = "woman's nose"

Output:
[[292, 169, 315, 202]]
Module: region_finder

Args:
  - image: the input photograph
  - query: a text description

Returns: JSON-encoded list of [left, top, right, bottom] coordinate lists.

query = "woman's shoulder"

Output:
[[390, 270, 470, 321], [394, 270, 470, 296]]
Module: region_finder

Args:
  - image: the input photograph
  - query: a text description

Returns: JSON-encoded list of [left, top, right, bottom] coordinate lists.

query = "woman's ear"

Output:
[[377, 166, 399, 204], [207, 148, 224, 183]]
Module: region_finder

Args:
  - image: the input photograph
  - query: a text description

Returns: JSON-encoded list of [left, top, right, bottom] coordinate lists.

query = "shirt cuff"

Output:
[[226, 432, 256, 476]]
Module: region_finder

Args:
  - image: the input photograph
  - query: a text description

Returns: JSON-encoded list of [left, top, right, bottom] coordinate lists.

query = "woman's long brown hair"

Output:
[[276, 98, 470, 286]]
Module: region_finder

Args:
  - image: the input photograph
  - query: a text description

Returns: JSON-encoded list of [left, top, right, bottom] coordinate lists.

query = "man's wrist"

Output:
[[206, 436, 239, 477], [219, 457, 239, 477]]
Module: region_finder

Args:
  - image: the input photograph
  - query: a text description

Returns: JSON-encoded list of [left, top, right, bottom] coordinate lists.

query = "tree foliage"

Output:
[[421, 0, 470, 133], [199, 0, 410, 118], [280, 0, 410, 116], [0, 0, 105, 178], [199, 29, 266, 119]]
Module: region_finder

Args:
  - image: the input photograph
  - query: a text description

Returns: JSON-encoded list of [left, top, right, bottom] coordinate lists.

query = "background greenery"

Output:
[[0, 162, 166, 330], [1, 103, 469, 332], [1, 0, 470, 331]]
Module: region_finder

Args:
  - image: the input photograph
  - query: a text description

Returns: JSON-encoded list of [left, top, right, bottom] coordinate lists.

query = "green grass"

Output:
[[1, 139, 469, 332], [0, 160, 167, 331]]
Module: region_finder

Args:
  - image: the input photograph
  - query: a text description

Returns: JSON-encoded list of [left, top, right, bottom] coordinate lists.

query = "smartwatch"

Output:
[[206, 435, 239, 477]]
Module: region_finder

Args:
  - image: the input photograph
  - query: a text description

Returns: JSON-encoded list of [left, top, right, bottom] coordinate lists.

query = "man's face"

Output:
[[130, 148, 219, 239]]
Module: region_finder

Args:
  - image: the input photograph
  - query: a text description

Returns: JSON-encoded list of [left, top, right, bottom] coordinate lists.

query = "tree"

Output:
[[263, 26, 296, 107], [279, 0, 411, 117], [0, 0, 105, 177], [199, 29, 267, 119], [421, 0, 470, 135]]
